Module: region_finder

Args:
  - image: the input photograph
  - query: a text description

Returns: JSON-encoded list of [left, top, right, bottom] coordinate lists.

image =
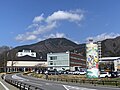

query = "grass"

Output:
[[26, 72, 120, 87]]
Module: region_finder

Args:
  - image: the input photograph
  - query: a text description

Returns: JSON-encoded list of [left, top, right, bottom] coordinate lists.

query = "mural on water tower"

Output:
[[86, 42, 99, 78]]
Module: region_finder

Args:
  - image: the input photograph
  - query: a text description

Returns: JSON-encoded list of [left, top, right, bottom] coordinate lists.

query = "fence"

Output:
[[4, 77, 43, 90], [47, 77, 120, 87]]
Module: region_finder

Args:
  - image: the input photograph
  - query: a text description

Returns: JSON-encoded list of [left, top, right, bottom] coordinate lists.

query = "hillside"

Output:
[[1, 36, 120, 66], [0, 46, 11, 54], [6, 38, 81, 60], [102, 36, 120, 57]]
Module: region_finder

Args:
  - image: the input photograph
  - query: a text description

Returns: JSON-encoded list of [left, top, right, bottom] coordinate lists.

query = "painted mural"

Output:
[[86, 43, 99, 78]]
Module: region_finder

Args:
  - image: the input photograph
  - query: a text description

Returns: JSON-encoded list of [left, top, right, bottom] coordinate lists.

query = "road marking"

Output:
[[63, 85, 97, 90], [26, 82, 43, 86], [45, 83, 52, 85], [63, 85, 69, 90], [0, 81, 9, 90], [12, 74, 29, 81]]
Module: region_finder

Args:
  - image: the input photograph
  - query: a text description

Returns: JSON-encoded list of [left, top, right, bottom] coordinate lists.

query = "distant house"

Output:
[[99, 57, 120, 72], [7, 49, 47, 72], [47, 51, 86, 71], [17, 49, 36, 57]]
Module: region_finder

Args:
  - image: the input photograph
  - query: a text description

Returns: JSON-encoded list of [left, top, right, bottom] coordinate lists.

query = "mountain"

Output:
[[76, 36, 120, 57], [0, 46, 11, 54], [5, 38, 81, 61], [75, 36, 120, 57], [102, 36, 120, 57], [1, 36, 120, 67]]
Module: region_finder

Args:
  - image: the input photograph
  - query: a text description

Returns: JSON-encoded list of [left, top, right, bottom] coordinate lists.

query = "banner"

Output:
[[86, 43, 99, 78]]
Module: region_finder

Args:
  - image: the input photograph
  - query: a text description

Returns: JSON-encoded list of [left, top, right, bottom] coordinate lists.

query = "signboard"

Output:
[[86, 42, 99, 78]]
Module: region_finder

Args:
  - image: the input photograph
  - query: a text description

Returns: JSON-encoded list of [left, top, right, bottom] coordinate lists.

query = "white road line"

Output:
[[45, 83, 52, 85], [63, 85, 69, 90], [0, 81, 9, 90], [12, 74, 29, 81], [26, 82, 43, 86], [63, 85, 97, 90]]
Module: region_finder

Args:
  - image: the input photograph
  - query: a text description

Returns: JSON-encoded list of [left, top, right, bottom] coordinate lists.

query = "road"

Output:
[[4, 73, 120, 90], [0, 73, 19, 90]]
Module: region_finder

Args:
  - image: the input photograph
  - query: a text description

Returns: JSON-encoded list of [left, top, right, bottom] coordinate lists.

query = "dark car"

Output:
[[58, 70, 68, 74], [110, 72, 118, 78], [47, 70, 59, 75], [1, 74, 5, 79]]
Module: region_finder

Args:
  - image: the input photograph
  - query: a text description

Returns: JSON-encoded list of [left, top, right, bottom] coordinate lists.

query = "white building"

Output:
[[47, 52, 86, 71], [17, 49, 36, 57], [99, 57, 120, 72], [7, 49, 47, 72]]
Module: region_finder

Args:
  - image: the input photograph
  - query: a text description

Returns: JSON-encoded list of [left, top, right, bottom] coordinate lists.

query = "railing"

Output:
[[4, 77, 43, 90], [47, 77, 120, 87]]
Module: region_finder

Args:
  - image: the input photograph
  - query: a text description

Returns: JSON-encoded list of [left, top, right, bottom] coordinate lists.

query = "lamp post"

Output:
[[4, 52, 6, 73], [11, 51, 13, 73]]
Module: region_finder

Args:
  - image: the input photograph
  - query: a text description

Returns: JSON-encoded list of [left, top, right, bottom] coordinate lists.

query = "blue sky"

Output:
[[0, 0, 120, 47]]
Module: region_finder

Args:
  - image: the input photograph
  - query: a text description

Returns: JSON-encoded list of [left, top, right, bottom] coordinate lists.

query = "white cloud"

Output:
[[16, 34, 37, 41], [46, 10, 83, 23], [26, 35, 37, 41], [32, 14, 44, 23], [36, 33, 66, 42], [32, 22, 57, 35], [27, 23, 39, 29], [44, 33, 66, 39], [15, 9, 84, 42], [86, 33, 120, 42]]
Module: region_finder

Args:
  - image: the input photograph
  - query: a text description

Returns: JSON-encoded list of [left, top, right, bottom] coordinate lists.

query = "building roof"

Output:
[[100, 57, 120, 61], [8, 55, 46, 61]]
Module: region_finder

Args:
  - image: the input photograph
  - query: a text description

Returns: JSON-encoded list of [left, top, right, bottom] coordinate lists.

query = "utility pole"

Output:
[[3, 51, 8, 73], [98, 41, 102, 60], [11, 51, 13, 73]]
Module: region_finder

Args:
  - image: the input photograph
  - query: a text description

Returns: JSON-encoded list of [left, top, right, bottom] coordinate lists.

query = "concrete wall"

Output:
[[17, 50, 36, 57], [47, 52, 70, 70], [7, 61, 47, 67]]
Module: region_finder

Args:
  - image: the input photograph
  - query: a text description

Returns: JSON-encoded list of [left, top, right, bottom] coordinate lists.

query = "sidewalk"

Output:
[[0, 73, 19, 90]]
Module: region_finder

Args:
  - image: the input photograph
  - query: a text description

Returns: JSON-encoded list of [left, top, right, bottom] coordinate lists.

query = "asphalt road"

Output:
[[0, 73, 19, 90], [4, 73, 120, 90]]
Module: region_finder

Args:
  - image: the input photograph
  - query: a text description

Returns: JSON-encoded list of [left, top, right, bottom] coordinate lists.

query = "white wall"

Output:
[[47, 52, 70, 70], [17, 50, 36, 57], [7, 61, 47, 67], [47, 52, 69, 67]]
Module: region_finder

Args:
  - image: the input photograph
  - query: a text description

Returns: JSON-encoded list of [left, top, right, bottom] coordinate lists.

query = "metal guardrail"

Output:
[[3, 75, 43, 90], [47, 77, 120, 87]]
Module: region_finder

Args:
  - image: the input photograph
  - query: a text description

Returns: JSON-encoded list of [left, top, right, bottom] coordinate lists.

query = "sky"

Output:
[[0, 0, 120, 47]]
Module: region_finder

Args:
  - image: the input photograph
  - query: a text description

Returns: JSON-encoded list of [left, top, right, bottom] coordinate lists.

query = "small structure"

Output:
[[17, 49, 36, 57], [47, 51, 86, 71], [86, 40, 99, 78], [99, 57, 120, 72], [7, 49, 47, 72]]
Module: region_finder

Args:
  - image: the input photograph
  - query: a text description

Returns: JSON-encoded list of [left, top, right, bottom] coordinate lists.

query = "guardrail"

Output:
[[47, 77, 120, 87], [4, 75, 43, 90]]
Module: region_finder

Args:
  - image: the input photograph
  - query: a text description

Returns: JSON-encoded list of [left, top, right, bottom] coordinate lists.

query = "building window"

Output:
[[49, 61, 53, 65], [31, 53, 34, 56], [24, 50, 31, 52], [20, 53, 22, 55], [50, 56, 57, 60]]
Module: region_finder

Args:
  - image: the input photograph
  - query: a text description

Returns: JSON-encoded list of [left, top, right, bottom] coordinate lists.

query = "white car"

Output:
[[73, 71, 86, 75], [99, 72, 111, 78]]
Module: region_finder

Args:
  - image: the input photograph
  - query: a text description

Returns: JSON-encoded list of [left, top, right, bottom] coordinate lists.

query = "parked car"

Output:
[[58, 70, 68, 74], [68, 71, 74, 74], [117, 72, 120, 77], [1, 74, 5, 79], [109, 72, 118, 78], [73, 71, 86, 75], [73, 71, 80, 75], [99, 72, 111, 78], [79, 71, 86, 75], [47, 70, 59, 75]]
